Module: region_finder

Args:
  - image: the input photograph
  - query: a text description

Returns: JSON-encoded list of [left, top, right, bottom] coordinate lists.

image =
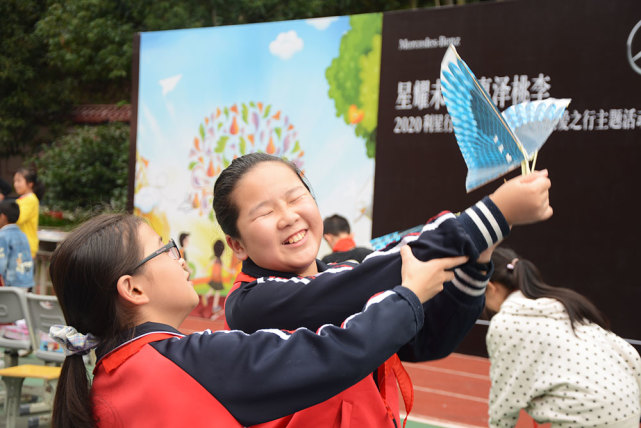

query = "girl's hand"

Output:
[[490, 170, 553, 226], [400, 246, 468, 303]]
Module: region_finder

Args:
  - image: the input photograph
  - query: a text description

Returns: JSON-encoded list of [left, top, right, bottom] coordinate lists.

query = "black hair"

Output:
[[0, 200, 20, 223], [213, 153, 311, 239], [491, 247, 609, 332], [15, 167, 45, 200], [213, 239, 225, 258], [323, 214, 351, 236], [179, 232, 190, 248], [50, 214, 145, 428]]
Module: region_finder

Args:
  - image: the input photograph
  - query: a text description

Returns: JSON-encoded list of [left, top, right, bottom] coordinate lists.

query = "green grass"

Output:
[[405, 418, 446, 428]]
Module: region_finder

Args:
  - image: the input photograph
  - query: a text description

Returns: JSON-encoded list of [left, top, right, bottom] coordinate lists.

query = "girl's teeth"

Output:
[[287, 231, 305, 244]]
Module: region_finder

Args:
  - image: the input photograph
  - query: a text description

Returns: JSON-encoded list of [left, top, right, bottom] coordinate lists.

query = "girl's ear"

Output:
[[486, 280, 497, 294], [116, 275, 150, 306], [226, 235, 248, 261]]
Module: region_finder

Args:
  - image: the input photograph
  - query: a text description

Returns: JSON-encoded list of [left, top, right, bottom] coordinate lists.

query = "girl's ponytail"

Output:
[[52, 356, 93, 428], [49, 213, 145, 427], [491, 247, 609, 331]]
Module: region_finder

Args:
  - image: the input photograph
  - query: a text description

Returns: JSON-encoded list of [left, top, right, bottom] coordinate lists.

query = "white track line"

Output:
[[404, 364, 490, 381], [401, 413, 486, 428], [412, 385, 488, 403]]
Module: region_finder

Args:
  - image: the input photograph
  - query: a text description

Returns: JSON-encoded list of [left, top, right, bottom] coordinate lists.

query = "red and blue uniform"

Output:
[[91, 287, 425, 427], [224, 196, 511, 427]]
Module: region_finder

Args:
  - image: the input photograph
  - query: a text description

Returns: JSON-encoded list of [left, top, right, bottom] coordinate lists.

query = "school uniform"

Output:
[[225, 196, 510, 427], [91, 287, 425, 427], [321, 236, 373, 264]]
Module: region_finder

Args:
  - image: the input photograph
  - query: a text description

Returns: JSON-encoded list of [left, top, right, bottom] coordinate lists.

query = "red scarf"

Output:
[[332, 237, 356, 252]]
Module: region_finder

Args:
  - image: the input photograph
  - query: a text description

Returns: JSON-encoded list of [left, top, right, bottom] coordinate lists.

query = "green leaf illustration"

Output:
[[214, 136, 229, 153]]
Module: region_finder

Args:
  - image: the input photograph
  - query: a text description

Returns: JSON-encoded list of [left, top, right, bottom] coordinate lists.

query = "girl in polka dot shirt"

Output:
[[485, 247, 641, 427]]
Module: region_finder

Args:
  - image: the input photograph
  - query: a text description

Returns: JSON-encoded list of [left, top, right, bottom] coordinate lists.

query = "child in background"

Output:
[[214, 152, 553, 428], [49, 213, 465, 427], [14, 168, 42, 259], [0, 200, 34, 289], [321, 214, 372, 264], [178, 232, 190, 261], [178, 231, 197, 275], [485, 247, 641, 427], [207, 239, 225, 315]]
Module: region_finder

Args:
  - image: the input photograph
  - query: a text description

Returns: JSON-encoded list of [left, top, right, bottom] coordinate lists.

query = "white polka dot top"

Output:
[[486, 291, 641, 427]]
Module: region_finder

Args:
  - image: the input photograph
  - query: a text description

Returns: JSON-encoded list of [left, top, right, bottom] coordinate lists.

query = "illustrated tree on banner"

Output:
[[440, 45, 570, 192], [326, 13, 382, 158], [188, 102, 305, 220]]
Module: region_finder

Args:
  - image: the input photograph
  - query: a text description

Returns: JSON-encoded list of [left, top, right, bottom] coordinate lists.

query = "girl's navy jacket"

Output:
[[224, 196, 510, 427]]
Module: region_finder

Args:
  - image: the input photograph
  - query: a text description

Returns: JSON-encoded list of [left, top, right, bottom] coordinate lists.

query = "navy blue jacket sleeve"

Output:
[[225, 196, 509, 361], [152, 287, 423, 426]]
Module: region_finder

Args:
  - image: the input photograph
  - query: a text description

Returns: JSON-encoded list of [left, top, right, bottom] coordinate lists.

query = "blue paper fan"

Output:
[[370, 224, 424, 251], [502, 98, 570, 159], [440, 45, 570, 192]]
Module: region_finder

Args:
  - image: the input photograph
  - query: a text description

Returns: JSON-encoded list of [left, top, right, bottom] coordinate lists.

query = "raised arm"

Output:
[[225, 172, 552, 360], [155, 287, 424, 426]]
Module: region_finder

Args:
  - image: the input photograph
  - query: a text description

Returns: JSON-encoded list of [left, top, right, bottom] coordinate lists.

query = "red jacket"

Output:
[[91, 287, 425, 427], [227, 272, 411, 428]]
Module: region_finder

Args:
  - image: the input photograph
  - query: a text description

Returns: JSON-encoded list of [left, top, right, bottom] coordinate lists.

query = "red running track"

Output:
[[179, 316, 540, 427], [403, 354, 544, 427], [181, 316, 638, 428]]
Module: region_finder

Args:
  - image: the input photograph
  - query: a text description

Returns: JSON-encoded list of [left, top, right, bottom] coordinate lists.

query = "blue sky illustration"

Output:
[[136, 16, 375, 251]]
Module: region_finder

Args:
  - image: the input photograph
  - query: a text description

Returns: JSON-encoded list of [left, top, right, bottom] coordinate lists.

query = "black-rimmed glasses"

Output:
[[133, 239, 181, 271]]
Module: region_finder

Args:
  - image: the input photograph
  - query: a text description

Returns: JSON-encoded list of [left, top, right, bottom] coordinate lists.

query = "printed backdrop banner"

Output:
[[132, 15, 381, 296], [374, 0, 641, 353]]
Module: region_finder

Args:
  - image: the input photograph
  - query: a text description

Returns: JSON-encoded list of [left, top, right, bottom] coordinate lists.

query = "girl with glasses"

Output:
[[49, 213, 464, 427]]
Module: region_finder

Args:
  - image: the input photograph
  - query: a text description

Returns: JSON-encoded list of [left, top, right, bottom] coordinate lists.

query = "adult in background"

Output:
[[321, 214, 372, 264], [485, 246, 641, 427]]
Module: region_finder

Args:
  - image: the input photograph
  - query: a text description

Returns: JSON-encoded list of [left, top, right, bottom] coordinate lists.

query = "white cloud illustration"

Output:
[[134, 186, 160, 214], [306, 17, 338, 30], [159, 74, 182, 95], [269, 31, 303, 60]]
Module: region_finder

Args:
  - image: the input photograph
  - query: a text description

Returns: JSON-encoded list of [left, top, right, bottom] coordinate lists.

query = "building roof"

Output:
[[71, 104, 132, 124]]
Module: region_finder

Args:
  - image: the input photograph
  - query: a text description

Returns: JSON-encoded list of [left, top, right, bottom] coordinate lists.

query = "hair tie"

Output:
[[49, 325, 100, 356], [506, 258, 519, 271]]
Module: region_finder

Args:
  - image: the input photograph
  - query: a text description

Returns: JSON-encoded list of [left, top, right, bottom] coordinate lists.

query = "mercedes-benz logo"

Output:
[[628, 20, 641, 75]]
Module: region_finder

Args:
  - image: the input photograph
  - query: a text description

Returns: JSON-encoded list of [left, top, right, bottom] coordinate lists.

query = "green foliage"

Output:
[[0, 0, 71, 156], [34, 1, 215, 103], [31, 123, 130, 214], [39, 212, 83, 230], [0, 0, 217, 155], [326, 14, 383, 158], [209, 0, 446, 26]]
